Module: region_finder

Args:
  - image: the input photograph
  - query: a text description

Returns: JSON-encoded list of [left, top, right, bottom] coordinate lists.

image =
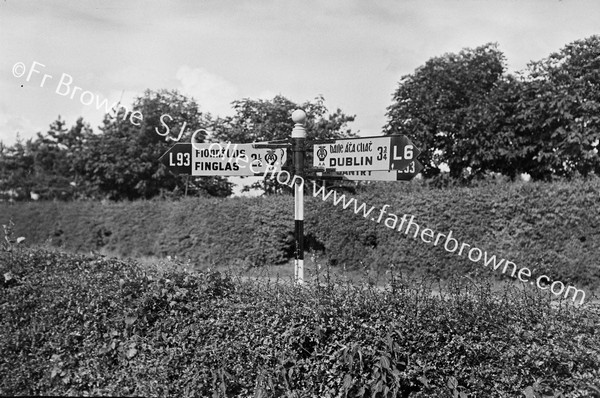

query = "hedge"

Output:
[[1, 247, 599, 396], [1, 177, 599, 291]]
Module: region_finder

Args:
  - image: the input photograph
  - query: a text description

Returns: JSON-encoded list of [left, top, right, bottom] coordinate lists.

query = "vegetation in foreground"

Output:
[[1, 243, 599, 398]]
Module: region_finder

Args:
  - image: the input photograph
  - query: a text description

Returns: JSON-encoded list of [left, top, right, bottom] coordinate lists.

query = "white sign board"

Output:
[[160, 143, 286, 176], [313, 135, 419, 172]]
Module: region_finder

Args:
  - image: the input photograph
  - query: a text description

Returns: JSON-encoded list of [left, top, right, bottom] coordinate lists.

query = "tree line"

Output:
[[0, 93, 355, 200], [1, 35, 598, 201], [385, 35, 600, 180]]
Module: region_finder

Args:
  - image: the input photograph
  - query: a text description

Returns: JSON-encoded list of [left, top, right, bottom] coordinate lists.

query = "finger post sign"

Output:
[[313, 135, 420, 172], [160, 142, 287, 176]]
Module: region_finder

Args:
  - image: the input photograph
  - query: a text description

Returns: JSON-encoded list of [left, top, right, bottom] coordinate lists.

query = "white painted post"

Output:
[[291, 109, 306, 284]]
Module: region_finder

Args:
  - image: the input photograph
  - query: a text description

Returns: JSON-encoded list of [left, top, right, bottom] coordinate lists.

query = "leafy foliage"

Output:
[[384, 36, 600, 181], [0, 134, 35, 201], [0, 118, 93, 201], [80, 89, 232, 200], [0, 90, 233, 201], [1, 247, 599, 397], [384, 43, 507, 179], [512, 36, 600, 180], [212, 94, 356, 194], [1, 92, 358, 200], [212, 94, 356, 144]]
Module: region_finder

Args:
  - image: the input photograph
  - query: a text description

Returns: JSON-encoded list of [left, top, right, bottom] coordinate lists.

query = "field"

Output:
[[1, 177, 600, 397]]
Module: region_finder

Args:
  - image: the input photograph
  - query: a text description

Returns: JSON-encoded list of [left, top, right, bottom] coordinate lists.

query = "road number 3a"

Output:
[[377, 146, 387, 161]]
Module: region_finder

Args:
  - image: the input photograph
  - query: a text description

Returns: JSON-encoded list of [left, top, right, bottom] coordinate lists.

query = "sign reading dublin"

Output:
[[313, 135, 421, 172]]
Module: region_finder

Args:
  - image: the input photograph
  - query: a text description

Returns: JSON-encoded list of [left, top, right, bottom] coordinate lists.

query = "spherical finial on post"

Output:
[[291, 109, 306, 138], [291, 109, 306, 125]]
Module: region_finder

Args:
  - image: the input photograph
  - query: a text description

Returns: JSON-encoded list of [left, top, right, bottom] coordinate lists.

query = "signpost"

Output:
[[313, 135, 420, 172], [159, 142, 287, 176], [159, 111, 423, 285]]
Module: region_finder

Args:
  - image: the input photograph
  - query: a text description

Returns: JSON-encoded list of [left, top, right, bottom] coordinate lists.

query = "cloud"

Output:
[[175, 65, 239, 117], [0, 110, 36, 146], [107, 65, 161, 92], [76, 88, 138, 131]]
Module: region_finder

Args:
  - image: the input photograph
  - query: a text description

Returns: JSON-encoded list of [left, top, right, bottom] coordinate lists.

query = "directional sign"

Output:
[[160, 142, 287, 176], [313, 135, 420, 172], [314, 160, 424, 181]]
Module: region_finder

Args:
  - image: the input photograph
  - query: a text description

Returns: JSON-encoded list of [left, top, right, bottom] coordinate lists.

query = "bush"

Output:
[[1, 247, 599, 397]]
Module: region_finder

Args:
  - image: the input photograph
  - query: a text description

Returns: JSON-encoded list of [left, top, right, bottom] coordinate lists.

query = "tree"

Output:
[[384, 43, 508, 179], [513, 35, 600, 179], [384, 37, 600, 181], [213, 95, 355, 143], [212, 94, 356, 194], [0, 134, 34, 200], [26, 116, 95, 199], [80, 89, 232, 200], [0, 117, 97, 200]]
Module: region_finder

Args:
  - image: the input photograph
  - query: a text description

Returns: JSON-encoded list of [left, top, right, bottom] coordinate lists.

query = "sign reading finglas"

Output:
[[159, 143, 287, 176]]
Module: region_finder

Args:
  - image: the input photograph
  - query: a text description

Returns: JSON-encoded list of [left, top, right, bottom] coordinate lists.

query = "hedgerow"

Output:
[[1, 246, 599, 397], [1, 177, 600, 291]]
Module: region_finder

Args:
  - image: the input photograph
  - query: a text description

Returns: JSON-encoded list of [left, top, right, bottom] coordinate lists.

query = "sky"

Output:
[[0, 0, 599, 193]]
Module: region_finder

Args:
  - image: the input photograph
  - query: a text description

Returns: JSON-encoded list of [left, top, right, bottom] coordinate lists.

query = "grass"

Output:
[[95, 245, 600, 308]]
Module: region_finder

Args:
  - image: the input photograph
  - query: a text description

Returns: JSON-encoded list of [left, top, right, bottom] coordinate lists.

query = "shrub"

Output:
[[1, 248, 599, 397]]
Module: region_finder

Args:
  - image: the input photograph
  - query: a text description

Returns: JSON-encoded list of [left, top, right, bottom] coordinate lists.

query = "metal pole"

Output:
[[291, 109, 306, 284]]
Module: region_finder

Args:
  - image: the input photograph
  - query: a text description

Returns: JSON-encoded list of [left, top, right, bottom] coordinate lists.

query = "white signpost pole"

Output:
[[291, 109, 306, 284]]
